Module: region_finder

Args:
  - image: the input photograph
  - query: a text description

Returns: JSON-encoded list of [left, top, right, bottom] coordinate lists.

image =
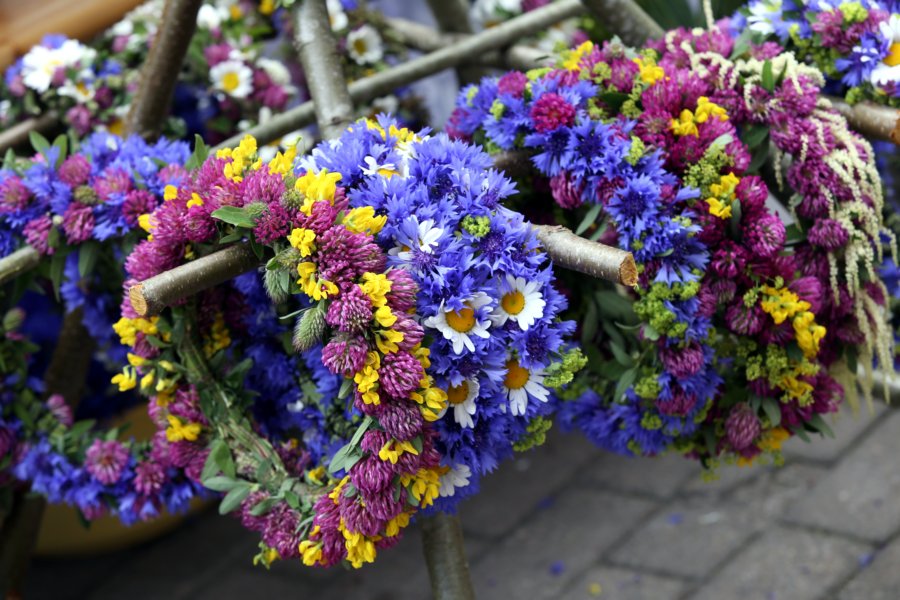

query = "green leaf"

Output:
[[642, 324, 660, 341], [581, 298, 598, 346], [52, 134, 68, 168], [807, 414, 835, 439], [747, 141, 769, 174], [598, 91, 630, 114], [609, 339, 634, 367], [741, 124, 769, 148], [203, 476, 240, 493], [211, 206, 256, 229], [185, 134, 210, 171], [760, 397, 782, 428], [3, 149, 15, 169], [77, 242, 100, 278], [349, 416, 373, 448], [204, 438, 236, 479], [784, 224, 805, 245], [49, 252, 67, 301], [328, 444, 363, 474], [575, 203, 602, 236], [612, 367, 637, 403], [29, 131, 51, 156], [729, 29, 752, 60], [219, 231, 244, 244], [338, 378, 353, 400], [249, 235, 264, 260], [761, 60, 775, 92], [219, 484, 252, 515], [708, 133, 734, 152]]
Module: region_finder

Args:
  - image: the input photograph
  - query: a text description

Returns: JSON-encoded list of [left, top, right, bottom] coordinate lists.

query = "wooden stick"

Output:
[[0, 112, 58, 154], [827, 97, 900, 146], [213, 0, 586, 150], [0, 247, 40, 286], [425, 0, 487, 86], [580, 0, 665, 46], [421, 513, 476, 600], [294, 0, 355, 140], [124, 0, 203, 139], [129, 244, 260, 317], [534, 224, 637, 286]]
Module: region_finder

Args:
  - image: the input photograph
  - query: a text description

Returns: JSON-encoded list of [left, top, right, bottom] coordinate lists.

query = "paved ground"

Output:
[[25, 401, 900, 599]]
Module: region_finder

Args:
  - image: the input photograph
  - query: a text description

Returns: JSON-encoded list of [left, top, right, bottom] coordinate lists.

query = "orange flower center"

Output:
[[447, 382, 470, 405], [501, 290, 525, 315], [445, 307, 475, 333], [504, 359, 530, 390], [886, 42, 900, 67]]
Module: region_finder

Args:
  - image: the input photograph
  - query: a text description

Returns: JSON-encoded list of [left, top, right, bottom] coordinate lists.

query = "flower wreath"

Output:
[[115, 117, 579, 568], [448, 34, 894, 468], [0, 132, 203, 523]]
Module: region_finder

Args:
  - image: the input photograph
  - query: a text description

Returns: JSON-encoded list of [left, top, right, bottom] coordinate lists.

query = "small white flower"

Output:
[[443, 377, 480, 429], [57, 69, 96, 103], [503, 358, 549, 416], [424, 293, 493, 355], [871, 15, 900, 86], [327, 0, 349, 31], [746, 0, 782, 36], [347, 25, 383, 65], [210, 60, 254, 98], [196, 4, 222, 29], [361, 155, 402, 178], [110, 19, 134, 37], [257, 57, 292, 87], [439, 464, 472, 497], [390, 217, 444, 261], [21, 40, 94, 93], [490, 274, 545, 331]]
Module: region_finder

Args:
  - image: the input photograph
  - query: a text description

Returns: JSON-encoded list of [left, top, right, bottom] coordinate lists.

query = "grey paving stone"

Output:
[[460, 430, 603, 540], [581, 452, 696, 499], [837, 534, 900, 600], [470, 489, 657, 600], [191, 566, 320, 599], [783, 403, 886, 463], [691, 528, 871, 600], [784, 411, 900, 542], [612, 464, 827, 580], [680, 461, 763, 496], [560, 565, 685, 600]]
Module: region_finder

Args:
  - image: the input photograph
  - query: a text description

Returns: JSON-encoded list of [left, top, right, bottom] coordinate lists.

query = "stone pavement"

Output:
[[25, 402, 900, 600]]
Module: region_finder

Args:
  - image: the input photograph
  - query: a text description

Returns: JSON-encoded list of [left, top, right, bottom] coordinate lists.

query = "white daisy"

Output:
[[210, 60, 254, 99], [444, 377, 480, 429], [361, 155, 403, 179], [503, 358, 549, 416], [347, 25, 383, 65], [871, 15, 900, 86], [257, 57, 292, 87], [438, 464, 472, 498], [424, 293, 493, 355], [21, 40, 94, 93], [490, 274, 545, 331], [57, 70, 96, 103], [327, 0, 349, 31], [390, 217, 444, 261], [196, 4, 222, 29]]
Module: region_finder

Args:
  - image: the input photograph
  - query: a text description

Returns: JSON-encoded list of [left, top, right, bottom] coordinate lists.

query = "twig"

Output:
[[124, 0, 203, 139], [533, 224, 638, 286], [214, 0, 585, 150], [294, 0, 354, 140], [0, 247, 40, 286], [0, 112, 58, 154], [386, 17, 465, 52], [580, 0, 664, 46], [826, 97, 900, 146], [0, 493, 45, 598], [129, 244, 260, 317], [421, 513, 476, 600], [426, 0, 487, 86]]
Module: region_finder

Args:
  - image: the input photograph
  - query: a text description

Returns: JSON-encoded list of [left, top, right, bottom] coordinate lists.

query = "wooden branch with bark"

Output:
[[827, 97, 900, 147]]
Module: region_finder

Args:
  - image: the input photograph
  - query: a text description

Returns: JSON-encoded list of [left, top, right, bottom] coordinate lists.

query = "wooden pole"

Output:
[[421, 513, 476, 600]]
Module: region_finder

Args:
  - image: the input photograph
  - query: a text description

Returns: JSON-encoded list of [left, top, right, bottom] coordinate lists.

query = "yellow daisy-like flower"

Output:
[[165, 415, 201, 442], [344, 206, 387, 235], [288, 228, 316, 257]]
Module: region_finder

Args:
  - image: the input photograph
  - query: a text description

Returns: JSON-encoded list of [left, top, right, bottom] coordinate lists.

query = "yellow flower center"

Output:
[[222, 71, 240, 92], [446, 382, 470, 405], [504, 359, 530, 390], [445, 307, 476, 333], [886, 42, 900, 67], [353, 38, 368, 56], [501, 290, 526, 315]]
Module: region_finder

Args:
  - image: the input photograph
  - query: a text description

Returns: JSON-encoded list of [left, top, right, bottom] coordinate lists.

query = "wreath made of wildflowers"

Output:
[[114, 116, 580, 568], [447, 34, 895, 469], [0, 132, 205, 523], [731, 0, 900, 106]]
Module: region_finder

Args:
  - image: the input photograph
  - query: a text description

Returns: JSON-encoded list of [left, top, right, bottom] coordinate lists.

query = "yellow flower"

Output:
[[757, 427, 790, 452], [187, 193, 204, 208], [360, 272, 391, 307], [562, 41, 594, 71], [670, 109, 699, 137], [384, 512, 411, 537], [298, 539, 324, 566], [374, 305, 397, 328], [111, 368, 137, 391], [633, 56, 665, 85], [127, 352, 146, 367], [706, 197, 732, 219], [268, 145, 298, 176], [288, 228, 316, 257], [344, 206, 387, 235], [137, 214, 156, 237], [374, 328, 404, 354], [342, 526, 377, 569], [780, 375, 814, 403], [140, 370, 155, 390], [709, 172, 740, 200], [163, 185, 178, 201], [760, 286, 810, 325], [793, 311, 827, 358], [295, 170, 342, 214], [378, 439, 419, 464], [166, 415, 201, 443], [694, 97, 728, 123]]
